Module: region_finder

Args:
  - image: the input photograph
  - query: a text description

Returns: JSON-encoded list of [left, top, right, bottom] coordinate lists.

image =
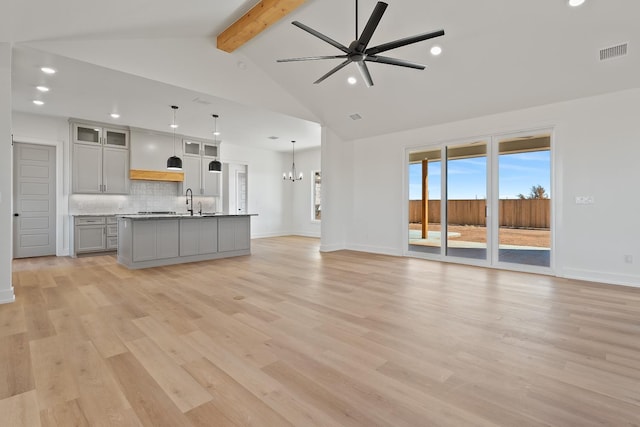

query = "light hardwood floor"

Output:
[[2, 236, 640, 426]]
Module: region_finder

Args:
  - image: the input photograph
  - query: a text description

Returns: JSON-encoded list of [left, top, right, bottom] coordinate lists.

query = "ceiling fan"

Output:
[[277, 0, 445, 87]]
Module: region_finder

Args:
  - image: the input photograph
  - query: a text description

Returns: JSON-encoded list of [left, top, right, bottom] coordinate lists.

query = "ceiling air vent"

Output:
[[600, 43, 628, 61], [192, 97, 212, 105], [349, 113, 362, 121]]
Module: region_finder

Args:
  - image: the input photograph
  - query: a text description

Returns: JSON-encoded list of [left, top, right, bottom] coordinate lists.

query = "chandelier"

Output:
[[283, 140, 303, 182]]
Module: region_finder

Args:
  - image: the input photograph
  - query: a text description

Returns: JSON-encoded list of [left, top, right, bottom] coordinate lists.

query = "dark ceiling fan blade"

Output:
[[292, 21, 350, 54], [366, 55, 426, 70], [366, 29, 445, 55], [354, 1, 388, 52], [277, 55, 348, 63], [314, 59, 353, 84], [356, 61, 374, 87]]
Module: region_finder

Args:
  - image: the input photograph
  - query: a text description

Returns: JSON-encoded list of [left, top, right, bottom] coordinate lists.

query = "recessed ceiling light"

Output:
[[170, 124, 179, 129], [36, 86, 49, 92], [41, 67, 56, 74], [110, 113, 120, 119], [430, 46, 442, 56], [33, 100, 44, 106], [568, 0, 585, 6], [347, 76, 357, 85]]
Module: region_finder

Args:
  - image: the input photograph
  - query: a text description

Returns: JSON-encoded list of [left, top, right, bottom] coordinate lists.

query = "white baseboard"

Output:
[[253, 232, 321, 239], [319, 243, 346, 252], [562, 268, 640, 289], [0, 286, 15, 304], [346, 244, 403, 257], [291, 231, 321, 238], [251, 232, 290, 239]]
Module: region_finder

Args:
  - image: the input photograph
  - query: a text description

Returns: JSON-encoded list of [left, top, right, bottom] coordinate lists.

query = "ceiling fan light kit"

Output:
[[277, 0, 445, 87]]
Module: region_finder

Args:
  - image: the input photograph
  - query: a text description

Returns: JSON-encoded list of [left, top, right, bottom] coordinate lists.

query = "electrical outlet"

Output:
[[624, 254, 633, 264]]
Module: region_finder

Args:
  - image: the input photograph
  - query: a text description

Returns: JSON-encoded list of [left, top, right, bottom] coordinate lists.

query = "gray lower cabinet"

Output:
[[133, 219, 179, 262], [157, 220, 180, 259], [180, 218, 218, 256], [74, 216, 118, 256], [76, 224, 106, 252], [133, 220, 157, 262], [218, 217, 250, 252], [117, 215, 252, 269], [106, 217, 118, 250]]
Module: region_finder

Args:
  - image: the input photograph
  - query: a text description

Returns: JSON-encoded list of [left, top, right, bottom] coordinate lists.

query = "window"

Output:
[[312, 171, 321, 221]]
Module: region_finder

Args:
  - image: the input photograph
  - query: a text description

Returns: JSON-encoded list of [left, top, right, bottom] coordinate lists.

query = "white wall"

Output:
[[220, 142, 290, 238], [323, 89, 640, 287], [320, 127, 352, 252], [290, 147, 321, 238], [0, 43, 14, 303]]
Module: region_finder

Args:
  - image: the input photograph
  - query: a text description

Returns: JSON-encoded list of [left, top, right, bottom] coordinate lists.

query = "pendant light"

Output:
[[166, 105, 182, 170], [283, 140, 303, 182], [208, 114, 222, 173]]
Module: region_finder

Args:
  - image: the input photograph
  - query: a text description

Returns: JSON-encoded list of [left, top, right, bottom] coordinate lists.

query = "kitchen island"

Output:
[[117, 213, 256, 269]]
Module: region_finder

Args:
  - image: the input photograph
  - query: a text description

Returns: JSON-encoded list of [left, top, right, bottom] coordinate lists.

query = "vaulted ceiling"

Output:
[[3, 0, 639, 150]]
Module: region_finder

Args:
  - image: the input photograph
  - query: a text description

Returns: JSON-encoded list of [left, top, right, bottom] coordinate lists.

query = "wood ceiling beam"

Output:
[[217, 0, 307, 53]]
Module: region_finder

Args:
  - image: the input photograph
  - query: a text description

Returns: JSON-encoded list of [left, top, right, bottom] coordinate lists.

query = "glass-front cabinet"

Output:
[[183, 140, 218, 158], [71, 121, 130, 194], [182, 139, 220, 197], [73, 123, 129, 148]]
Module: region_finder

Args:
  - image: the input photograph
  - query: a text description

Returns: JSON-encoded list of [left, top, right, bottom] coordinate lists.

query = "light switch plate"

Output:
[[576, 196, 595, 205]]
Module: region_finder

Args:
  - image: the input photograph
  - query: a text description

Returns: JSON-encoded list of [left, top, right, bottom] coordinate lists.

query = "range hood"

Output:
[[129, 169, 184, 182]]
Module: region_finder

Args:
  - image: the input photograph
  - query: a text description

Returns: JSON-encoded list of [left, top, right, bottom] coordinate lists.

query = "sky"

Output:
[[409, 150, 550, 200]]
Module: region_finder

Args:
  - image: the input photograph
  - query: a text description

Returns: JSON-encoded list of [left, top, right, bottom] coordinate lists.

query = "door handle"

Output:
[[14, 213, 19, 217]]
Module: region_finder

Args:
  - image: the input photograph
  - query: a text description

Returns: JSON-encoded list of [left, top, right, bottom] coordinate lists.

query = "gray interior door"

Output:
[[13, 143, 56, 258]]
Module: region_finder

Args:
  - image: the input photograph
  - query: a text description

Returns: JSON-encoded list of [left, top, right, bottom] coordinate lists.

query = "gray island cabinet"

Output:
[[117, 214, 255, 269]]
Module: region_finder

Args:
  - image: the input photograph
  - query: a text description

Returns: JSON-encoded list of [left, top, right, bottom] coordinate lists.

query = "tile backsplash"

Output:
[[69, 181, 218, 215]]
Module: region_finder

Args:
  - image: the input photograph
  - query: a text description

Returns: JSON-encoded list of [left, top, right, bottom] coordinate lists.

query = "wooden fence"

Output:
[[409, 199, 550, 229]]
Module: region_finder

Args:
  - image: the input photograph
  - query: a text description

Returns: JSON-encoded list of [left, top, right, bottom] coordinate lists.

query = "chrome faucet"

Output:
[[197, 201, 202, 215], [186, 188, 193, 216]]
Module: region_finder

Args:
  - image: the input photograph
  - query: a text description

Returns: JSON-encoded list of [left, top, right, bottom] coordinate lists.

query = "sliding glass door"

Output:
[[407, 130, 552, 272], [445, 142, 488, 261], [408, 148, 442, 254], [496, 134, 551, 267]]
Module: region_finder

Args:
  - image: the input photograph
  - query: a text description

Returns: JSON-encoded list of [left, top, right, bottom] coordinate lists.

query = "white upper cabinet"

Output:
[[102, 147, 130, 194], [72, 144, 102, 194], [104, 128, 128, 148], [73, 123, 129, 148], [183, 140, 202, 157], [182, 156, 201, 196], [182, 139, 220, 196], [202, 143, 218, 158], [71, 121, 130, 194]]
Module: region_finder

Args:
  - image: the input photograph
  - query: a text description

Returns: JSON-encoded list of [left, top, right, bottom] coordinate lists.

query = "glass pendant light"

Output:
[[283, 140, 303, 181], [166, 105, 182, 170], [208, 114, 222, 173]]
